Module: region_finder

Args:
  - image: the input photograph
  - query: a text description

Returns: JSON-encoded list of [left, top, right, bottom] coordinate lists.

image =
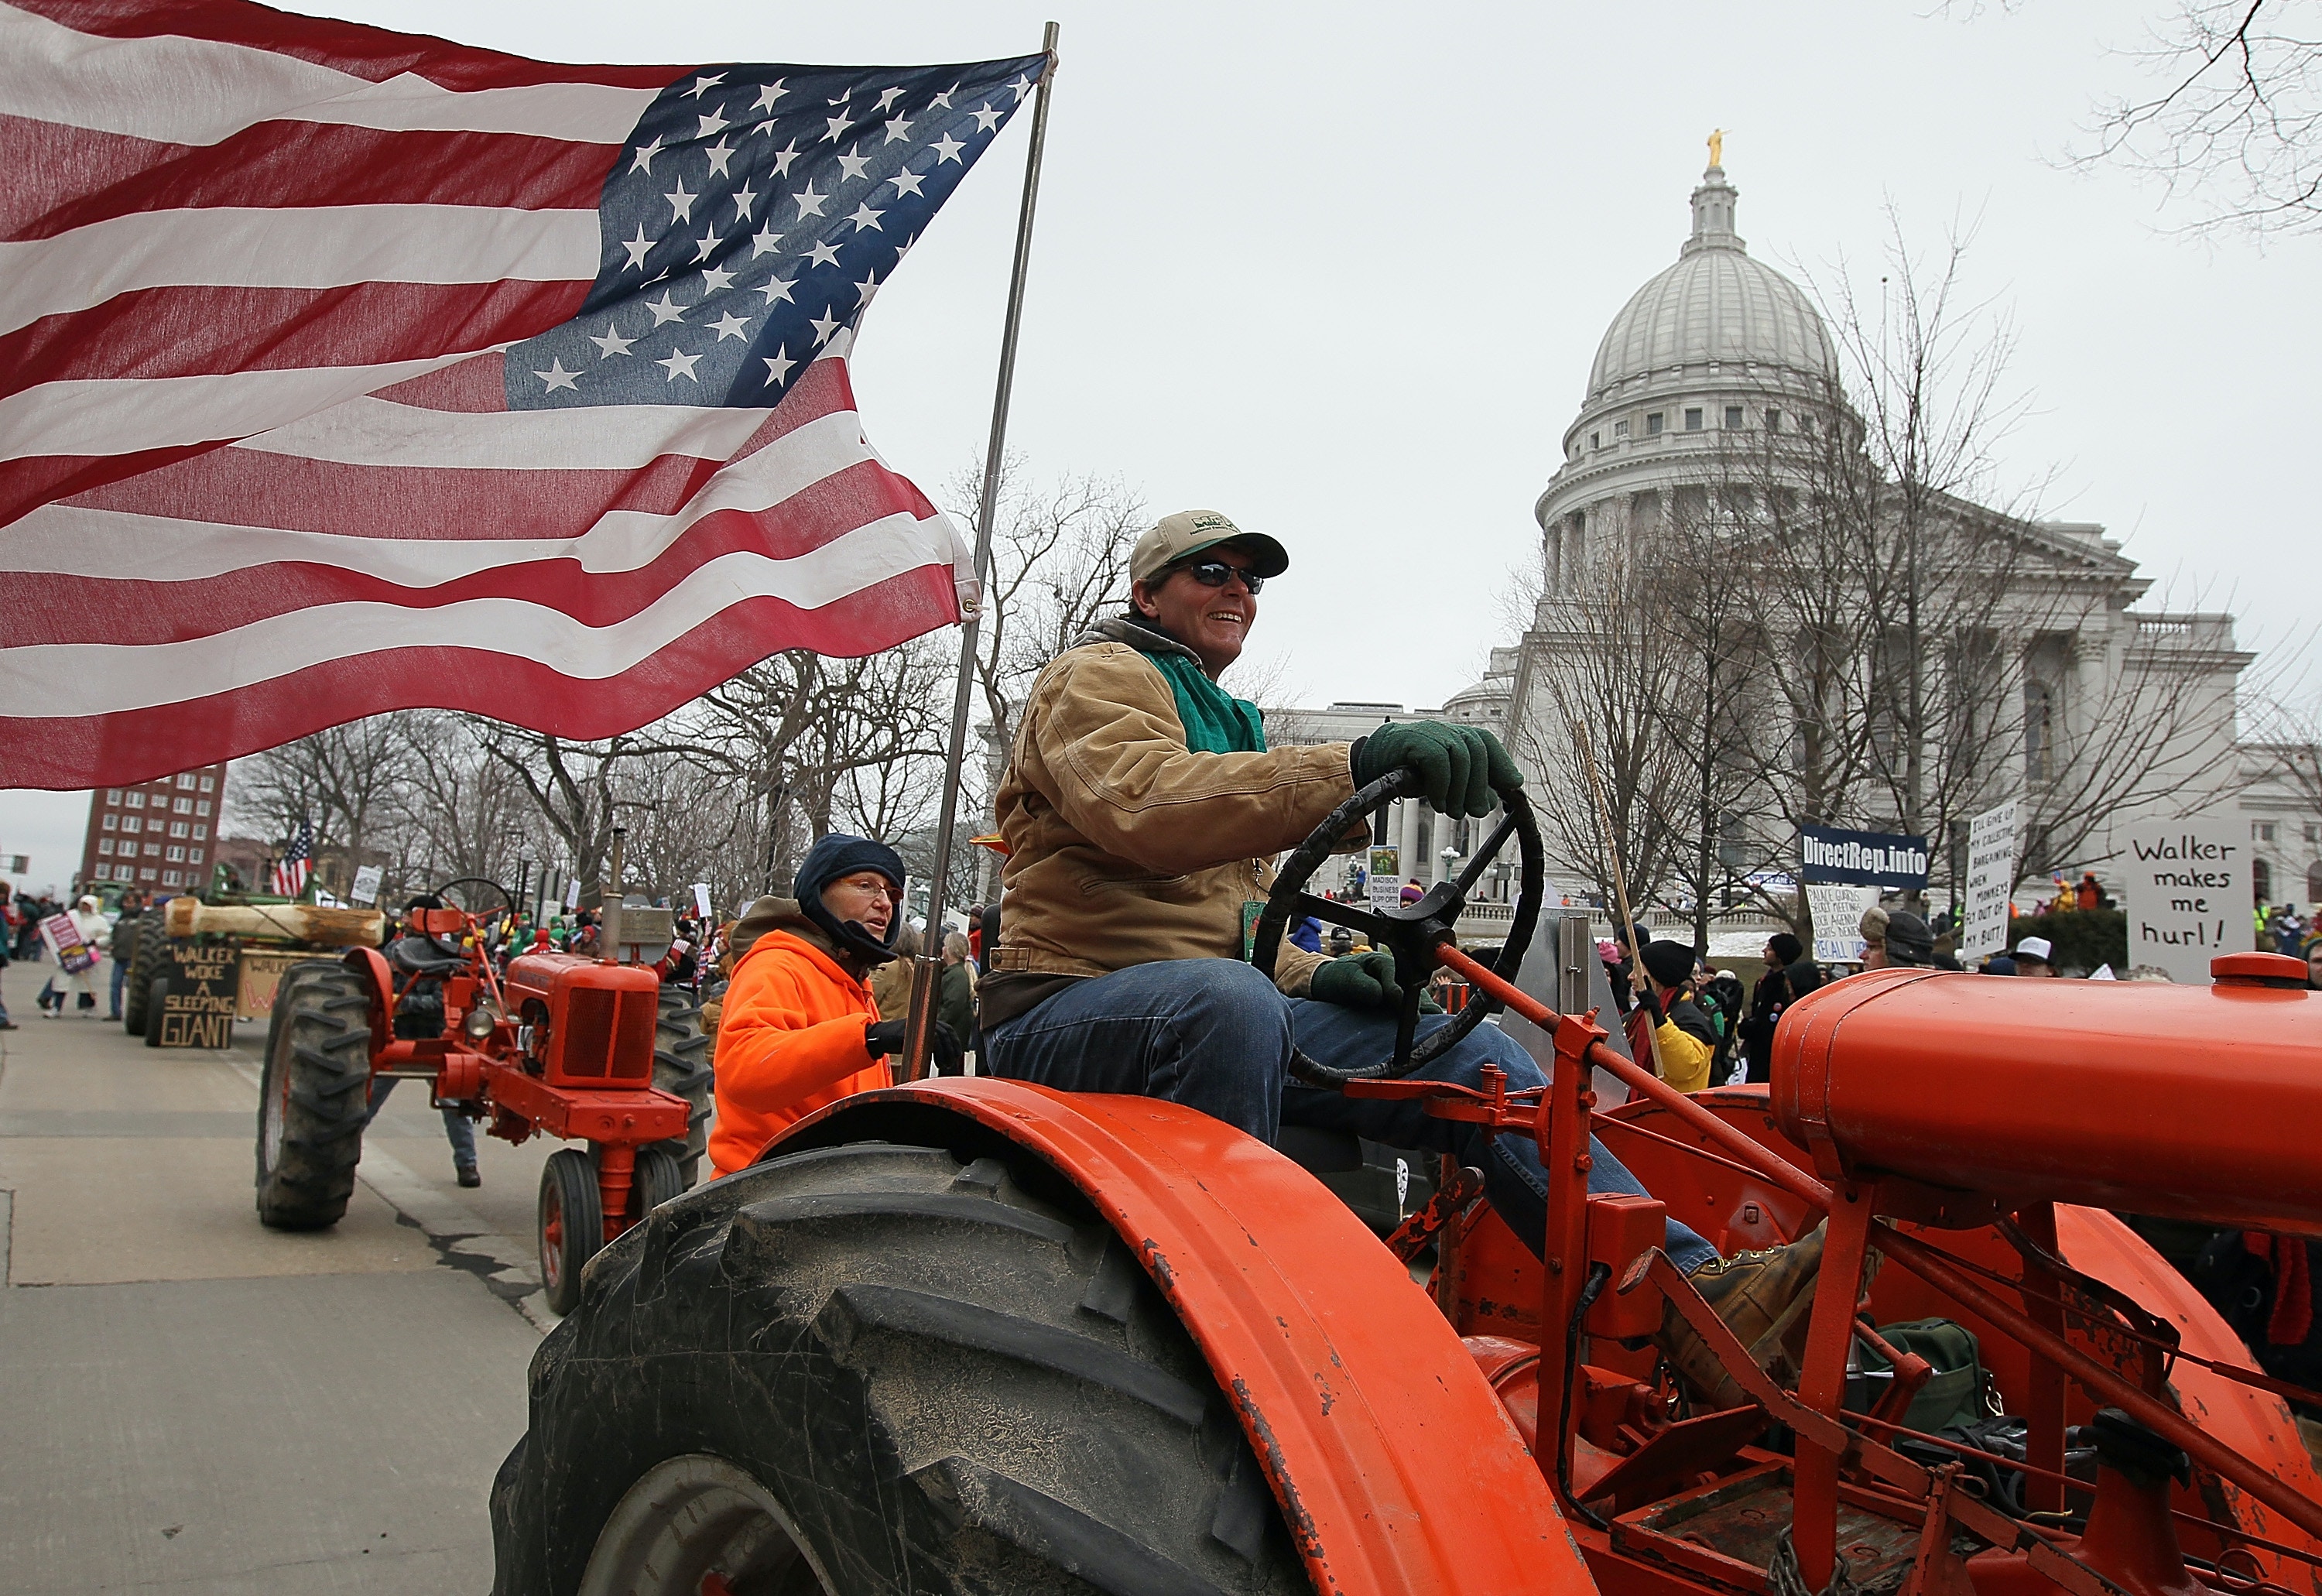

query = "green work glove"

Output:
[[1306, 950, 1444, 1013], [1307, 950, 1406, 1010], [1351, 721, 1523, 817]]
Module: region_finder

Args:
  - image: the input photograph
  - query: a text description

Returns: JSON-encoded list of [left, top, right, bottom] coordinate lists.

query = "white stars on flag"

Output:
[[516, 57, 1039, 411]]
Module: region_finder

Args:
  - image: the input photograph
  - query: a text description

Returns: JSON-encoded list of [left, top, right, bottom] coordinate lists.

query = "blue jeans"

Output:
[[108, 957, 126, 1019], [366, 1077, 479, 1170], [981, 959, 1715, 1272]]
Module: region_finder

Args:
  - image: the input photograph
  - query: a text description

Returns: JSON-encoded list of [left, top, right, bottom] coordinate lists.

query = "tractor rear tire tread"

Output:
[[490, 1139, 1306, 1596], [253, 962, 374, 1231], [121, 914, 167, 1034], [650, 987, 712, 1189]]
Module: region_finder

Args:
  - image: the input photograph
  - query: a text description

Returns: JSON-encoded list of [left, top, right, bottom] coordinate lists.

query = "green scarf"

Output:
[[1135, 641, 1267, 755]]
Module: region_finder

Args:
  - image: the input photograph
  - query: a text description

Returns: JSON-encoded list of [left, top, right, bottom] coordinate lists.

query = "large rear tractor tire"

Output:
[[489, 1139, 1308, 1596], [121, 916, 167, 1035], [142, 976, 169, 1048], [253, 961, 375, 1230], [651, 987, 713, 1189]]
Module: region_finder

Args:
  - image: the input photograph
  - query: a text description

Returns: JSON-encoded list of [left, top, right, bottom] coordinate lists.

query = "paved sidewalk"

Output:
[[0, 957, 557, 1594]]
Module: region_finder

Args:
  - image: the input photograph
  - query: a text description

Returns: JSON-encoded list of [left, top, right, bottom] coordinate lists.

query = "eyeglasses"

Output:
[[830, 872, 902, 902], [1172, 559, 1264, 594]]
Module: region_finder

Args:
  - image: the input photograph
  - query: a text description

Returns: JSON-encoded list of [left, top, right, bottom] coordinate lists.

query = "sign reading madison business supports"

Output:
[[1800, 825, 1931, 965]]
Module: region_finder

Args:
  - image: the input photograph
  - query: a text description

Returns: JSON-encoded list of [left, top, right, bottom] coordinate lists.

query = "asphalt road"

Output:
[[0, 956, 558, 1594]]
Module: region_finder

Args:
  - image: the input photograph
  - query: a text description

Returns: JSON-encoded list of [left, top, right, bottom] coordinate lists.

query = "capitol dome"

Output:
[[1584, 166, 1835, 402]]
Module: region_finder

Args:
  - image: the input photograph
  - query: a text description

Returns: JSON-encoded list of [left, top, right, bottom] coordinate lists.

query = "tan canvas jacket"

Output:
[[993, 625, 1358, 998]]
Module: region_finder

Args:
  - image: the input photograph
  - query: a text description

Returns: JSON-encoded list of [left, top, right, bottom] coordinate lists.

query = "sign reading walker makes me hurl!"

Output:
[[2122, 817, 2255, 985]]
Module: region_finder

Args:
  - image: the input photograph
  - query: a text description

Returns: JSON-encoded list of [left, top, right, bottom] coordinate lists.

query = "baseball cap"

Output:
[[2013, 936, 2054, 964], [1129, 509, 1290, 587]]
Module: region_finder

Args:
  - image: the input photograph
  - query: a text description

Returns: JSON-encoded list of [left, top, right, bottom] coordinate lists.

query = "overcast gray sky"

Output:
[[5, 0, 2313, 890]]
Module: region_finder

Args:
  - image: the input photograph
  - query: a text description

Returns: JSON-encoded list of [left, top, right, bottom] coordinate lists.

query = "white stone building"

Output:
[[1495, 160, 2279, 916]]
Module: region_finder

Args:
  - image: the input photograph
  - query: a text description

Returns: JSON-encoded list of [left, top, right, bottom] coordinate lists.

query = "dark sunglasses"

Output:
[[1171, 558, 1265, 594]]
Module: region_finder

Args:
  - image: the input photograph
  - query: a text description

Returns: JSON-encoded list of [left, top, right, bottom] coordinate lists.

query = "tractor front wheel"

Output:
[[537, 1147, 603, 1318], [627, 1145, 683, 1224], [253, 961, 375, 1228], [488, 1139, 1307, 1596]]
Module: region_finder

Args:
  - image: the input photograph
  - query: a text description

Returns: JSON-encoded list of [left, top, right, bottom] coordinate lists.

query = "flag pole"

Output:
[[902, 22, 1060, 1081]]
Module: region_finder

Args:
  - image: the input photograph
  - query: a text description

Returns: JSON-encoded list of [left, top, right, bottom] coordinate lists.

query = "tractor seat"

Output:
[[387, 936, 468, 978], [1276, 1125, 1364, 1175]]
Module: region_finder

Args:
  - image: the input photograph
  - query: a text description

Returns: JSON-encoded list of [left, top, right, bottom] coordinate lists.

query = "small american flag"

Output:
[[272, 820, 313, 899], [0, 0, 1041, 789]]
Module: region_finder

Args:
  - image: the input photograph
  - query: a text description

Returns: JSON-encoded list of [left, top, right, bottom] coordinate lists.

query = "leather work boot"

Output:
[[1659, 1222, 1837, 1409]]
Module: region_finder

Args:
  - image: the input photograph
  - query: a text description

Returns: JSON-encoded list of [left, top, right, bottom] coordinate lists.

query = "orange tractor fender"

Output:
[[776, 1075, 1590, 1596], [340, 942, 395, 1060]]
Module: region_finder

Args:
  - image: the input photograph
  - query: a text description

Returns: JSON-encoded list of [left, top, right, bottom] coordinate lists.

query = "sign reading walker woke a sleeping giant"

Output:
[[1799, 825, 1932, 889]]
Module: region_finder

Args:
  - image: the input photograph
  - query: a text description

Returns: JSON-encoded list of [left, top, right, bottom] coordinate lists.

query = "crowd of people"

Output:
[[0, 883, 148, 1029], [16, 502, 2321, 1427]]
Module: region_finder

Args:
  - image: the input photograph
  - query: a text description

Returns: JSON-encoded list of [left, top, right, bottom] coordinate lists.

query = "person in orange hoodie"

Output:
[[707, 834, 959, 1178]]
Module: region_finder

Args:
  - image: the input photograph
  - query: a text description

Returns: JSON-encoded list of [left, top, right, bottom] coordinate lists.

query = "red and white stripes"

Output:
[[0, 0, 976, 789]]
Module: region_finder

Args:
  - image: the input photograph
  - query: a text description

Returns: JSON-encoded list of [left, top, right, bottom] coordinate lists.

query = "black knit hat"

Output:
[[794, 833, 906, 965], [1641, 940, 1696, 989], [1883, 911, 1935, 966]]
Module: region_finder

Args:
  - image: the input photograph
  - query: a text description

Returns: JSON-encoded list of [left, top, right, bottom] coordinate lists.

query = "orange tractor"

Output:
[[254, 874, 711, 1314], [486, 776, 2322, 1596]]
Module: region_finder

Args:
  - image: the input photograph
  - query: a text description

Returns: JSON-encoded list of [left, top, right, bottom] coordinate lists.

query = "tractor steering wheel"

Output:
[[433, 876, 519, 923], [1251, 767, 1544, 1087]]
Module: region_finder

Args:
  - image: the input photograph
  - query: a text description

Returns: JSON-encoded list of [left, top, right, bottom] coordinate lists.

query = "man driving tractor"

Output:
[[980, 509, 1823, 1399]]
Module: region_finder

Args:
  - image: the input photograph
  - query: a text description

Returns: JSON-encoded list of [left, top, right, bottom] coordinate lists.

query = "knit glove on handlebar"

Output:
[[1350, 721, 1523, 817], [1307, 950, 1444, 1014], [863, 1017, 962, 1072]]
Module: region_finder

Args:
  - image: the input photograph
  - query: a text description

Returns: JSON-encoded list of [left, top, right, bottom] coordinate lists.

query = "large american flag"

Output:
[[0, 0, 1043, 789]]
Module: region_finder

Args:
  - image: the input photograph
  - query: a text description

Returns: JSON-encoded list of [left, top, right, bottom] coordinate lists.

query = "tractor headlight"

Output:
[[464, 1004, 499, 1041]]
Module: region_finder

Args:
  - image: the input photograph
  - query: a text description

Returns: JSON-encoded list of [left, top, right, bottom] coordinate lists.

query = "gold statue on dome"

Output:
[[1707, 128, 1724, 167]]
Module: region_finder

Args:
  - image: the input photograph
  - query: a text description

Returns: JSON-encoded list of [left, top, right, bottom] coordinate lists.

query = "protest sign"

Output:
[[1367, 847, 1399, 913], [39, 910, 99, 974], [1806, 884, 1881, 965], [1960, 801, 2019, 963], [349, 864, 382, 906], [1800, 824, 1931, 889], [2123, 816, 2252, 984], [154, 939, 238, 1047]]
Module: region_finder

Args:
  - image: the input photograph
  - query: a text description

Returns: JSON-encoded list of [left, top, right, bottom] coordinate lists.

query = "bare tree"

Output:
[[2074, 0, 2322, 236], [1509, 526, 1691, 919], [466, 722, 730, 902], [940, 457, 1141, 898], [227, 714, 407, 896]]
